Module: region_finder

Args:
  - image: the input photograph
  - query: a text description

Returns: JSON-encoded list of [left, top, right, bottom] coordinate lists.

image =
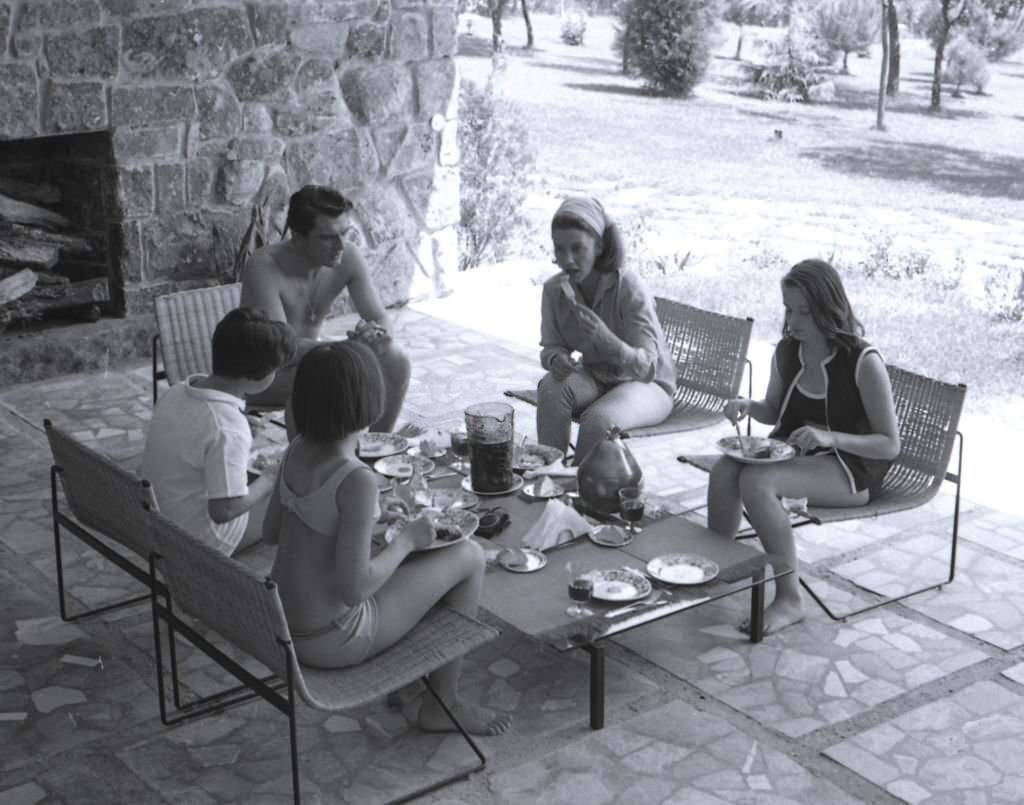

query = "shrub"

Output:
[[984, 266, 1024, 322], [944, 35, 991, 95], [811, 0, 880, 73], [457, 78, 535, 272], [754, 17, 830, 101], [617, 0, 720, 97], [561, 12, 588, 45]]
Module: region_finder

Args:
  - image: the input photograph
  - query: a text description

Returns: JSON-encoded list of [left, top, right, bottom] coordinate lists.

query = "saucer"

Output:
[[461, 475, 525, 496]]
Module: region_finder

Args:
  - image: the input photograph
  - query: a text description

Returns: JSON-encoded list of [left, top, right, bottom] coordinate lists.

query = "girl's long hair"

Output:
[[781, 259, 864, 352]]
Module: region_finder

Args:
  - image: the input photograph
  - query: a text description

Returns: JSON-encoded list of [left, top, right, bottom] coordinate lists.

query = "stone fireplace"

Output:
[[0, 0, 460, 318]]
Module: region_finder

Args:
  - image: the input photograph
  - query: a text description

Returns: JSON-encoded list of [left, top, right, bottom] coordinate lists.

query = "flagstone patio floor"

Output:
[[1, 308, 1021, 804]]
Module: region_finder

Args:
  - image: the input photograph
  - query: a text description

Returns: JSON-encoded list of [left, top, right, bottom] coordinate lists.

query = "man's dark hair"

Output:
[[211, 308, 297, 381], [291, 341, 385, 442], [285, 185, 354, 237]]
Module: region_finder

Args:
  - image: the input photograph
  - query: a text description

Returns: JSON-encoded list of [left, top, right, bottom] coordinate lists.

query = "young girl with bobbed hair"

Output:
[[536, 196, 676, 462], [265, 340, 510, 735], [708, 259, 901, 634]]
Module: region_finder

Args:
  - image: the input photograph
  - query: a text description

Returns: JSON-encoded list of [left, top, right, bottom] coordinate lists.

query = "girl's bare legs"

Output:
[[707, 456, 745, 537], [370, 539, 511, 735], [739, 455, 867, 633]]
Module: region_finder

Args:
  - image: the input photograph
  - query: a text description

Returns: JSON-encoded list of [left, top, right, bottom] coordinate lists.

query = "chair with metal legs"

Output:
[[144, 504, 501, 804]]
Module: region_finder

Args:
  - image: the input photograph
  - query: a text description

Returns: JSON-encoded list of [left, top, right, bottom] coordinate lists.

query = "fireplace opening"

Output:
[[0, 131, 120, 332]]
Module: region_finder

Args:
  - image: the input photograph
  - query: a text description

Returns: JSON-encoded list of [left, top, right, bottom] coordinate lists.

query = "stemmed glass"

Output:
[[565, 560, 594, 618], [450, 429, 470, 474], [618, 487, 645, 536]]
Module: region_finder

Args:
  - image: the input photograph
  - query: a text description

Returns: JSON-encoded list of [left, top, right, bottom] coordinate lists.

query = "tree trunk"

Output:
[[931, 32, 947, 109], [735, 29, 744, 60], [842, 50, 850, 73], [491, 0, 508, 52], [876, 0, 890, 130], [886, 0, 900, 95], [521, 0, 534, 49], [622, 22, 631, 73]]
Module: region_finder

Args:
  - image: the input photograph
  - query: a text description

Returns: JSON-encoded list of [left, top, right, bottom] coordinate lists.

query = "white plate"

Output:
[[374, 455, 435, 479], [513, 443, 565, 472], [428, 488, 479, 511], [497, 547, 547, 573], [584, 568, 651, 602], [461, 475, 525, 496], [716, 435, 795, 464], [588, 524, 633, 548], [248, 445, 285, 475], [358, 433, 409, 459], [408, 436, 448, 459], [384, 510, 479, 551], [522, 478, 565, 499], [646, 553, 719, 585]]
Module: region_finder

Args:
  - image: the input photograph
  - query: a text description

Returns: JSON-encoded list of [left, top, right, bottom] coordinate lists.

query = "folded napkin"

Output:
[[520, 499, 591, 551], [523, 462, 578, 480]]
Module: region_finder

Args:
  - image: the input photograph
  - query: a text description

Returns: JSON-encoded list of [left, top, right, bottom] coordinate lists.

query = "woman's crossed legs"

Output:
[[369, 540, 511, 735], [708, 454, 867, 634]]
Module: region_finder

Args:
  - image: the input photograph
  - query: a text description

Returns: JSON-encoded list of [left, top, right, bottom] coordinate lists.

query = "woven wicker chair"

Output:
[[505, 298, 753, 440], [678, 366, 967, 621], [44, 418, 158, 621], [145, 505, 500, 804]]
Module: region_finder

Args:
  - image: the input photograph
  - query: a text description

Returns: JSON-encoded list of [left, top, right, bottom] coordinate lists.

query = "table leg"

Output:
[[581, 643, 605, 730], [749, 568, 766, 643]]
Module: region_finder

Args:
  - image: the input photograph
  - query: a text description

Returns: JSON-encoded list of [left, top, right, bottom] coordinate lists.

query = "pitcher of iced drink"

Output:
[[464, 402, 515, 494]]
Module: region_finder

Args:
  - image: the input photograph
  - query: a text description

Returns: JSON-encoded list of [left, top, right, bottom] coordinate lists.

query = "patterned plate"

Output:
[[248, 445, 285, 475], [513, 443, 565, 472], [497, 547, 547, 573], [429, 487, 479, 511], [384, 510, 480, 551], [358, 433, 409, 459], [646, 553, 719, 585], [374, 455, 435, 479], [584, 568, 652, 602], [522, 477, 566, 499], [716, 435, 795, 464], [588, 524, 633, 548]]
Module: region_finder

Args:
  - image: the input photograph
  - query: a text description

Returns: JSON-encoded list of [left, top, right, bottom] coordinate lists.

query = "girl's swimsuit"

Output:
[[278, 450, 380, 668]]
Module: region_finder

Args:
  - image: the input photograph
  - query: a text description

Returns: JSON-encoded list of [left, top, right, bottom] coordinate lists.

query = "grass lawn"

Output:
[[456, 11, 1024, 410]]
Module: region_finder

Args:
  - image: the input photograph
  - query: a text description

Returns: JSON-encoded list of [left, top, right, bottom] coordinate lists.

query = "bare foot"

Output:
[[739, 599, 805, 636], [418, 697, 512, 736]]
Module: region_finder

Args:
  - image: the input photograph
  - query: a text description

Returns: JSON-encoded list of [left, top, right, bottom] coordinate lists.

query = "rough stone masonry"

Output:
[[0, 0, 461, 314]]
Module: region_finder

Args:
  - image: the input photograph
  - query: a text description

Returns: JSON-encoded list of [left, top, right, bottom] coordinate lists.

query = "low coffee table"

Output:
[[427, 475, 791, 730]]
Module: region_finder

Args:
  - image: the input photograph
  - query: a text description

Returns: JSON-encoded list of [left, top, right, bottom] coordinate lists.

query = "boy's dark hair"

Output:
[[211, 308, 297, 381], [551, 216, 625, 274], [291, 341, 384, 443], [285, 185, 354, 237]]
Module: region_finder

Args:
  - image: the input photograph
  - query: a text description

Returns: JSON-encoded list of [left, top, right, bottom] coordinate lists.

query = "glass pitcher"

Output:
[[464, 402, 515, 493]]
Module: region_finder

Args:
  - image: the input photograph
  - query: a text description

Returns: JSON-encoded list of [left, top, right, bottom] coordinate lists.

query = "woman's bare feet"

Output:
[[739, 598, 805, 636], [419, 697, 512, 736]]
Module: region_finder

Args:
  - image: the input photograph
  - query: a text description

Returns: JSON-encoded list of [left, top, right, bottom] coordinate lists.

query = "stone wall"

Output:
[[0, 0, 460, 315]]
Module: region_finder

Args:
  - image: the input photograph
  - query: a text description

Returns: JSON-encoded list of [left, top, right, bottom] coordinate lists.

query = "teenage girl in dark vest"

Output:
[[707, 259, 901, 634]]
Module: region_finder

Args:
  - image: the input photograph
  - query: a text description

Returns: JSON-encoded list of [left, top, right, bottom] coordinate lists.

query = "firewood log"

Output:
[[0, 237, 60, 270], [0, 191, 70, 230], [0, 268, 37, 304], [0, 221, 93, 255], [0, 177, 61, 206]]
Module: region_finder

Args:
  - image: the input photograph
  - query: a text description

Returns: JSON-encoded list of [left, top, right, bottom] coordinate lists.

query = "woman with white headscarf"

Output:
[[537, 197, 676, 463]]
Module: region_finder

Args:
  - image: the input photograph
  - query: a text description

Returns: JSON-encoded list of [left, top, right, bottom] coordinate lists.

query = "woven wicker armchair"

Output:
[[678, 366, 967, 621], [152, 283, 241, 403], [145, 505, 500, 804], [44, 418, 158, 621], [505, 297, 753, 440]]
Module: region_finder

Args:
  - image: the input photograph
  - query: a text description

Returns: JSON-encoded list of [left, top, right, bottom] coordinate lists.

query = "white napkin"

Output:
[[521, 499, 591, 551], [523, 462, 578, 480]]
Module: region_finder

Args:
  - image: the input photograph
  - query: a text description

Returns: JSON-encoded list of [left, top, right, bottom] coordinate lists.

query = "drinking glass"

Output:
[[618, 487, 645, 535], [565, 560, 594, 618], [450, 430, 470, 473]]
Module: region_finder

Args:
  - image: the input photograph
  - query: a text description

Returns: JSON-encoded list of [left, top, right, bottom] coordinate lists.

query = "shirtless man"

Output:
[[241, 185, 411, 434]]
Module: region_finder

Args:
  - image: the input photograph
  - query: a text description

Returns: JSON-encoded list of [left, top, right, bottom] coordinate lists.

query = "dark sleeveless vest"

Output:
[[769, 337, 892, 497]]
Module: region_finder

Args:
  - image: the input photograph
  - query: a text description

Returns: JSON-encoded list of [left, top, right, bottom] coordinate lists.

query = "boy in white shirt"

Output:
[[142, 308, 297, 555]]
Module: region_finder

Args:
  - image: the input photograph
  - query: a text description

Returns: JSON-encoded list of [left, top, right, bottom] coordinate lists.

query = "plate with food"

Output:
[[428, 487, 479, 511], [497, 547, 547, 573], [248, 445, 286, 475], [408, 436, 448, 460], [716, 435, 795, 464], [358, 432, 409, 459], [373, 455, 435, 479], [588, 524, 633, 548], [383, 510, 479, 551], [522, 476, 565, 500], [583, 568, 652, 603], [513, 443, 565, 472], [646, 553, 719, 586]]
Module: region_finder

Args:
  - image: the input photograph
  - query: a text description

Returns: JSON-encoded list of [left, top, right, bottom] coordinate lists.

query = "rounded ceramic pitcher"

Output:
[[577, 426, 643, 515]]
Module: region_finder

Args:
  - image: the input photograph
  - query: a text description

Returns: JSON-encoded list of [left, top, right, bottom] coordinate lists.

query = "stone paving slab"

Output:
[[482, 699, 865, 804], [613, 584, 988, 739], [0, 749, 166, 805], [825, 679, 1024, 804], [835, 533, 1024, 650]]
